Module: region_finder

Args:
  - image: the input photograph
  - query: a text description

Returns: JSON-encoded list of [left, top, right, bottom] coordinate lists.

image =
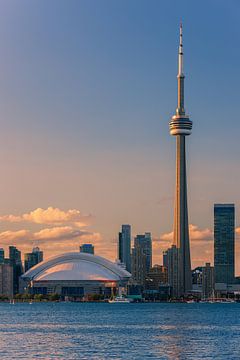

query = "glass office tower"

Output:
[[214, 204, 235, 284]]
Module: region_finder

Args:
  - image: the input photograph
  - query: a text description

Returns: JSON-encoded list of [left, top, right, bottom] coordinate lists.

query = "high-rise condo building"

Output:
[[202, 263, 214, 299], [80, 244, 95, 255], [214, 204, 235, 285], [169, 24, 192, 297], [163, 245, 178, 297], [118, 225, 131, 272], [134, 233, 152, 271], [9, 246, 23, 294], [131, 233, 152, 285]]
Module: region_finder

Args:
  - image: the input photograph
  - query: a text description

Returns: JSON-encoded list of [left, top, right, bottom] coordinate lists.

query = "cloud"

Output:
[[0, 227, 98, 245], [158, 224, 213, 244], [0, 206, 108, 261], [0, 226, 102, 258], [0, 207, 92, 227]]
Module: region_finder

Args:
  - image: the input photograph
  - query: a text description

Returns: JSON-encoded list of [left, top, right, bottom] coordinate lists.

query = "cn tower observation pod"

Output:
[[20, 252, 131, 298]]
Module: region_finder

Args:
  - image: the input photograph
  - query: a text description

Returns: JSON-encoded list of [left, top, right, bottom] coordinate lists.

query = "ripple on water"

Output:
[[0, 302, 240, 359]]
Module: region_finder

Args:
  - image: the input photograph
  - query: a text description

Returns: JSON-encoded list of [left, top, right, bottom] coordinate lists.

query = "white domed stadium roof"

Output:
[[22, 252, 131, 282]]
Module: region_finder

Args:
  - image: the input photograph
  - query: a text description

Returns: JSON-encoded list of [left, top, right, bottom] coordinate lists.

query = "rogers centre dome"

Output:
[[20, 252, 131, 298]]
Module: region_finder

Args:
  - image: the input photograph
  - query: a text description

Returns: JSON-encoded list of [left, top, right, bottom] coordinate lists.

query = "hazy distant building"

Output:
[[214, 204, 235, 285], [202, 263, 214, 299], [0, 263, 13, 297], [0, 248, 4, 263], [169, 24, 192, 297], [24, 247, 43, 272], [80, 244, 94, 255], [9, 246, 23, 294], [118, 225, 131, 272]]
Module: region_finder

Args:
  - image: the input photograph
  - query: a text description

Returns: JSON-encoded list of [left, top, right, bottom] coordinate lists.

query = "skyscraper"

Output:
[[131, 245, 146, 286], [131, 233, 152, 285], [134, 233, 152, 272], [118, 225, 131, 272], [9, 246, 23, 294], [214, 204, 235, 285], [169, 24, 192, 297], [202, 263, 214, 299]]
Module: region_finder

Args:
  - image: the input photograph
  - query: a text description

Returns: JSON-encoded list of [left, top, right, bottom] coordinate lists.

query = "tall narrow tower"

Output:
[[169, 24, 192, 297]]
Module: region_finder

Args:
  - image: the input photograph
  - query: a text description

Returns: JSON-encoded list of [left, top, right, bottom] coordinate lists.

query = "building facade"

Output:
[[169, 24, 192, 297], [9, 246, 23, 294], [146, 265, 168, 290], [0, 248, 4, 264], [202, 263, 214, 299], [131, 233, 152, 286], [118, 225, 131, 272], [214, 204, 235, 285], [0, 263, 13, 297], [164, 245, 178, 297], [24, 247, 43, 272], [131, 245, 146, 286], [80, 244, 95, 255]]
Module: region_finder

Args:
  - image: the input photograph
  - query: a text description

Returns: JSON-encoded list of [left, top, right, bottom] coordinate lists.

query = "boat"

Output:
[[10, 299, 15, 305], [108, 296, 131, 303]]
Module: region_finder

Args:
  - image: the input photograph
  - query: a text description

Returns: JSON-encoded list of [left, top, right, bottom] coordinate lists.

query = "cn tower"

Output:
[[169, 24, 192, 297]]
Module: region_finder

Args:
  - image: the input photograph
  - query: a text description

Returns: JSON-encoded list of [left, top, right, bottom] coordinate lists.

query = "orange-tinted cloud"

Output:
[[0, 207, 92, 227], [0, 226, 102, 259]]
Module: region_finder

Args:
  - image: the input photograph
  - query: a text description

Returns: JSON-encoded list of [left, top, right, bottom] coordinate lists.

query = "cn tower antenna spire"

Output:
[[178, 22, 184, 76]]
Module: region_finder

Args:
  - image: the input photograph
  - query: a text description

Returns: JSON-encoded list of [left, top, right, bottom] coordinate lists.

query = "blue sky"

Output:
[[0, 0, 239, 270]]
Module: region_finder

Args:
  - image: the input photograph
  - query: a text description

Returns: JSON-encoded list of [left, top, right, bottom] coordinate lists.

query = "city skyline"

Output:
[[0, 1, 239, 273]]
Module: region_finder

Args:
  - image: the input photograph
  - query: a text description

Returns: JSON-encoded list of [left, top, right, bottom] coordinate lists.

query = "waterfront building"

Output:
[[20, 252, 131, 299], [24, 247, 43, 272], [0, 248, 4, 263], [80, 244, 94, 255], [202, 263, 214, 299], [118, 225, 131, 272], [169, 24, 192, 297], [9, 246, 23, 294], [214, 204, 235, 285], [0, 263, 13, 297]]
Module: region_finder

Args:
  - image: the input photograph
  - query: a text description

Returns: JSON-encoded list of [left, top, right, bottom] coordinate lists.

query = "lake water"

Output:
[[0, 302, 239, 359]]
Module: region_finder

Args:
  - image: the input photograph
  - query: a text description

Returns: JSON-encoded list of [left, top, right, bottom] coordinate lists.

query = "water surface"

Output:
[[0, 302, 239, 359]]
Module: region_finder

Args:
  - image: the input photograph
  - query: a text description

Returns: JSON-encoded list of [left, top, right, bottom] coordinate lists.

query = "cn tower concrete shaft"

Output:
[[169, 24, 192, 297]]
